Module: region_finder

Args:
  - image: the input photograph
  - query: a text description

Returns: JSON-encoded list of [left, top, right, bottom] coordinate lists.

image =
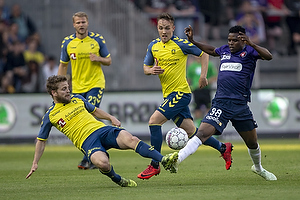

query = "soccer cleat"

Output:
[[137, 165, 161, 179], [169, 159, 179, 173], [78, 160, 89, 170], [117, 177, 137, 187], [161, 152, 178, 172], [251, 165, 277, 181], [221, 142, 233, 170]]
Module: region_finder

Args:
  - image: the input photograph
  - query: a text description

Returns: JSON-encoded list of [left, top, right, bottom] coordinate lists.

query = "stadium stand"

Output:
[[1, 0, 300, 92]]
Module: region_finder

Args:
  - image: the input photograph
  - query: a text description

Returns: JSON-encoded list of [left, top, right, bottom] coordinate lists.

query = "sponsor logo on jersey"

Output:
[[240, 51, 247, 58], [72, 99, 77, 104], [205, 115, 222, 126], [220, 63, 242, 71], [70, 53, 76, 60], [221, 54, 231, 60], [57, 118, 66, 128]]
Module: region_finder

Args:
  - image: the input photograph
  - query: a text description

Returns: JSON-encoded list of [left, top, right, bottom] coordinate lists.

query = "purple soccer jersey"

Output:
[[214, 45, 261, 102]]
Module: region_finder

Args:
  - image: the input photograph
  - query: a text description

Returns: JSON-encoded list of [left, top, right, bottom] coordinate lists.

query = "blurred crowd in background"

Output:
[[0, 0, 58, 94], [0, 0, 299, 94]]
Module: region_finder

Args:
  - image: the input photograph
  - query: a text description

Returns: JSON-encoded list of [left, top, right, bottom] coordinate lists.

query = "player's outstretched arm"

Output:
[[238, 32, 272, 60], [92, 108, 121, 127], [26, 140, 46, 179], [185, 25, 218, 56]]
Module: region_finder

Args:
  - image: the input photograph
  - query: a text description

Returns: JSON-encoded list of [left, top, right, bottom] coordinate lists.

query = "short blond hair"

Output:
[[72, 11, 88, 23]]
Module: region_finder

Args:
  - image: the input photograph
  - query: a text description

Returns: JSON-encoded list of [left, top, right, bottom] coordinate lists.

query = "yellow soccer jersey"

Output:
[[37, 95, 106, 149], [60, 32, 110, 93], [144, 36, 203, 98]]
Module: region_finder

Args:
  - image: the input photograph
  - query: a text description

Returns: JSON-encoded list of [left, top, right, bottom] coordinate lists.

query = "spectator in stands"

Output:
[[0, 0, 10, 24], [9, 3, 37, 43], [139, 0, 198, 38], [41, 55, 59, 92], [237, 12, 261, 44], [0, 19, 8, 74], [168, 0, 198, 38], [132, 0, 147, 11], [23, 38, 45, 65], [139, 0, 170, 25], [237, 0, 267, 44], [285, 0, 300, 56], [21, 60, 40, 93], [3, 40, 26, 93], [224, 0, 243, 26], [265, 0, 290, 55], [3, 22, 22, 51], [236, 0, 266, 44], [248, 0, 268, 15], [28, 30, 44, 53], [197, 0, 222, 41], [0, 70, 14, 93]]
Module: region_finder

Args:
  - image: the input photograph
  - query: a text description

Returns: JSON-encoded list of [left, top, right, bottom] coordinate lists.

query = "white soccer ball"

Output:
[[165, 127, 189, 150]]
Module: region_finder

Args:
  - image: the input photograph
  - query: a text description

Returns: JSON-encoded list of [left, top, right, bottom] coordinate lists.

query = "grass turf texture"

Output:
[[0, 139, 299, 200]]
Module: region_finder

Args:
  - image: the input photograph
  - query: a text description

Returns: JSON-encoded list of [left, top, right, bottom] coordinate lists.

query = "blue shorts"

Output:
[[75, 87, 104, 107], [201, 98, 258, 135], [157, 92, 193, 127], [81, 126, 124, 161]]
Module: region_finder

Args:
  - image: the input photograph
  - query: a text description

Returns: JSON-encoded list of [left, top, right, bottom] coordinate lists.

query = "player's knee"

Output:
[[90, 153, 110, 170], [196, 129, 212, 141], [148, 117, 157, 125], [128, 135, 140, 146], [120, 130, 140, 147], [93, 160, 110, 171]]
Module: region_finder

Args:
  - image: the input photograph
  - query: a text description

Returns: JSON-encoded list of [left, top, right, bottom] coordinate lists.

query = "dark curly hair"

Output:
[[229, 25, 246, 34]]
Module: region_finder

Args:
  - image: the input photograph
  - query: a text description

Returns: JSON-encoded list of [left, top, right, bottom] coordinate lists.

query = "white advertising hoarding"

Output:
[[0, 89, 299, 143]]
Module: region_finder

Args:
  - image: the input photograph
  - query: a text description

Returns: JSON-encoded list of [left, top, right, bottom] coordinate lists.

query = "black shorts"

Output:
[[192, 88, 211, 110]]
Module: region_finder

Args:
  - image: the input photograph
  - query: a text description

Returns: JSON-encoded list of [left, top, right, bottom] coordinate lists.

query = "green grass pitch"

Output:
[[0, 138, 299, 200]]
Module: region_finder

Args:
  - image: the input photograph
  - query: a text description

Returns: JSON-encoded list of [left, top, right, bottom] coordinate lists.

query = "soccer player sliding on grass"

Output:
[[26, 75, 178, 187], [168, 25, 277, 181]]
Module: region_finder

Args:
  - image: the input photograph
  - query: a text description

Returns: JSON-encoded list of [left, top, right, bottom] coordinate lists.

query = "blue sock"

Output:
[[99, 165, 121, 183], [135, 141, 163, 162], [82, 154, 89, 162], [149, 125, 163, 165], [150, 125, 162, 153], [203, 136, 223, 152]]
